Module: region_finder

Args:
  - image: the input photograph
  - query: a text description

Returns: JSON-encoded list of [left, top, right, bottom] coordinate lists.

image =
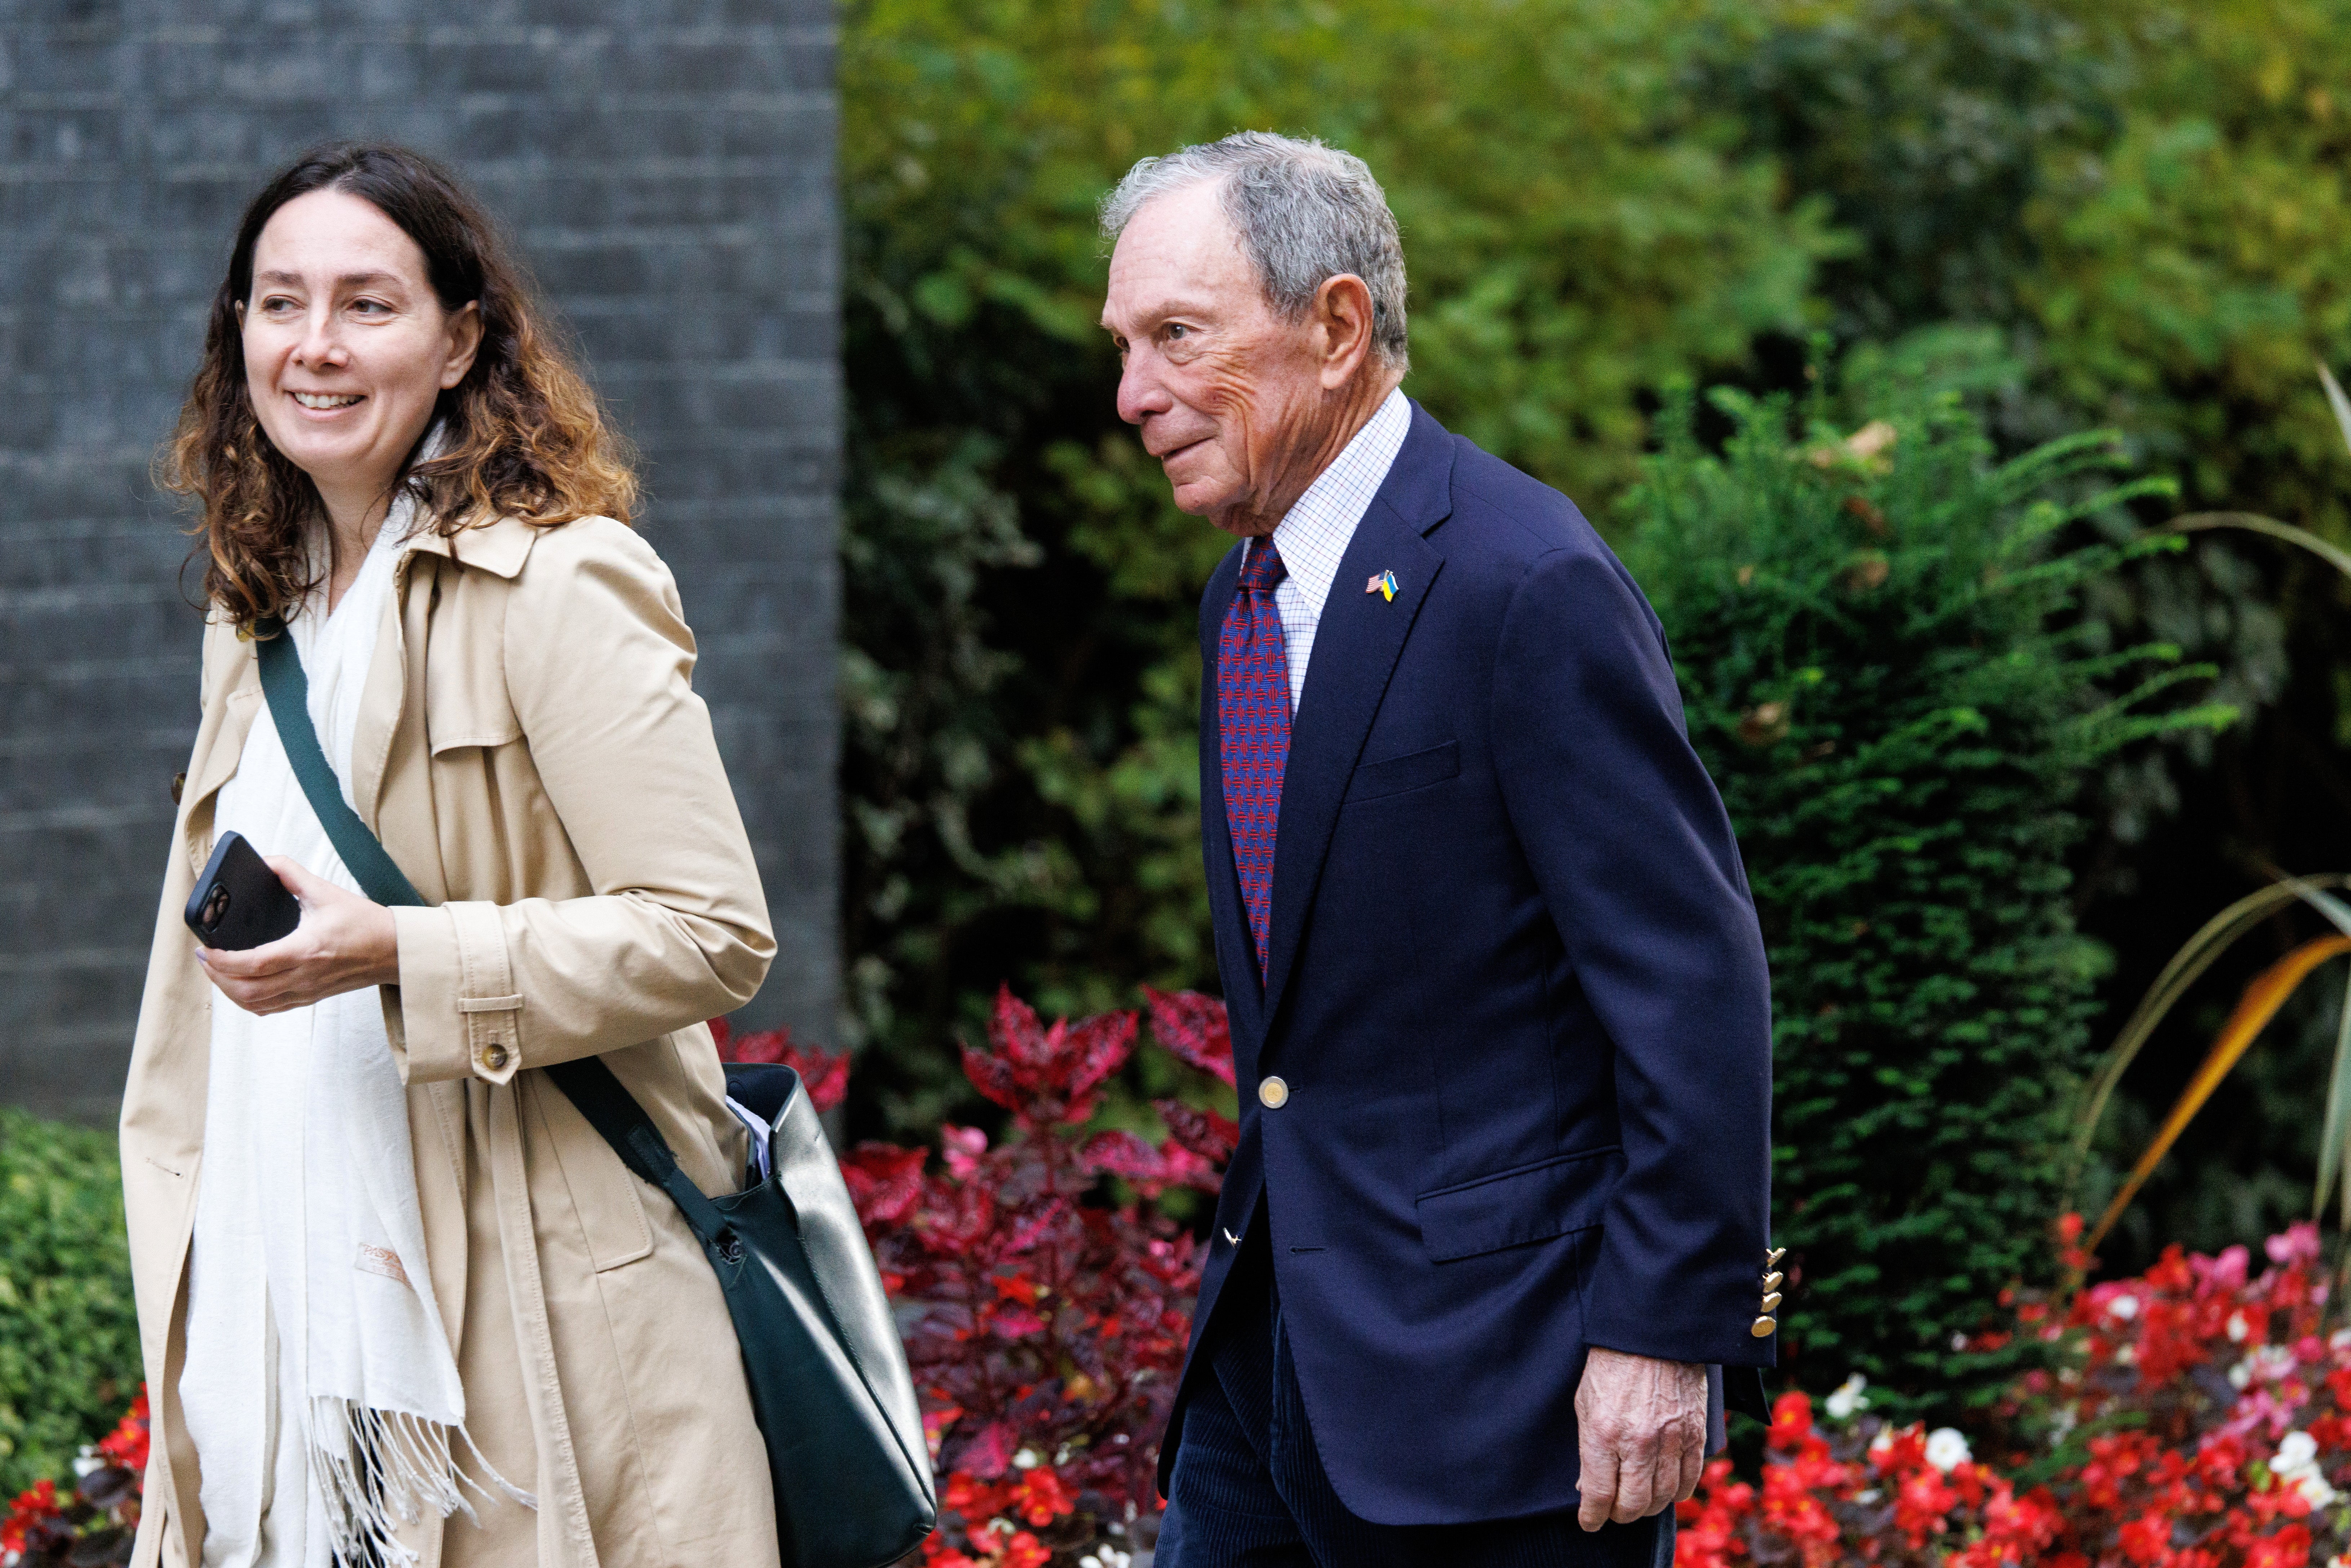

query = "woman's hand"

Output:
[[197, 857, 401, 1015]]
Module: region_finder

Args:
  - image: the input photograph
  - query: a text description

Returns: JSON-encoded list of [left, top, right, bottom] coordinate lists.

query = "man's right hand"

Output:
[[1573, 1347, 1708, 1531]]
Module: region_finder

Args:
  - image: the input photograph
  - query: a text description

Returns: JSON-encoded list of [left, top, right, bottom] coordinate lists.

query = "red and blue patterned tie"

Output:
[[1219, 538, 1290, 978]]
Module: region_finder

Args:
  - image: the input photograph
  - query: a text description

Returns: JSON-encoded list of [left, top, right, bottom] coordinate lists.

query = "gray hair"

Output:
[[1100, 130, 1409, 369]]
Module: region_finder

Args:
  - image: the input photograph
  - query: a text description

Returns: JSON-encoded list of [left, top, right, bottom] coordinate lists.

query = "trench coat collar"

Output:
[[345, 514, 542, 827], [403, 512, 543, 580]]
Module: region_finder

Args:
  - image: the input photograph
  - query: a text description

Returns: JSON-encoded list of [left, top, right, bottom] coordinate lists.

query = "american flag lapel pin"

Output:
[[1364, 569, 1399, 602]]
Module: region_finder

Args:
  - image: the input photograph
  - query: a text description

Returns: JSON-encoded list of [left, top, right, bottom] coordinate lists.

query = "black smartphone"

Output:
[[184, 831, 302, 950]]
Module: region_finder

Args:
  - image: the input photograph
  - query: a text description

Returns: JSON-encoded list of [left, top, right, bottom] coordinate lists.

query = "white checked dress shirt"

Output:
[[1243, 388, 1412, 711]]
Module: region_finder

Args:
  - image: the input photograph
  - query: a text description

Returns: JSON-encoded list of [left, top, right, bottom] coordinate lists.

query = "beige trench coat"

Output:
[[120, 514, 780, 1568]]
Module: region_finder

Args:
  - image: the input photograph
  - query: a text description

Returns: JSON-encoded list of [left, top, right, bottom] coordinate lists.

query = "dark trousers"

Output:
[[1158, 1235, 1674, 1568]]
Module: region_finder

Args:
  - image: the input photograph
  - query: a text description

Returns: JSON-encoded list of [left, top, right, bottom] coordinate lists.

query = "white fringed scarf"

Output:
[[181, 498, 530, 1568]]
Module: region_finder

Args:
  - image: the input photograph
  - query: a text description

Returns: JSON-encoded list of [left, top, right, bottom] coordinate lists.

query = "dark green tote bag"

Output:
[[255, 625, 939, 1568]]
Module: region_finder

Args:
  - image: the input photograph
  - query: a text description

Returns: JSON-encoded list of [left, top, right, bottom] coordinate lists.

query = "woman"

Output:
[[123, 144, 779, 1568]]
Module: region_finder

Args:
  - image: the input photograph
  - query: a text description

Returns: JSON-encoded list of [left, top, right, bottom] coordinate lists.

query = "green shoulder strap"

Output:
[[251, 617, 687, 1204], [253, 617, 427, 910]]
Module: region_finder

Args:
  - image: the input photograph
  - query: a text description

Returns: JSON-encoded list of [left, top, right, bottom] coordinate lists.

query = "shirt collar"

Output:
[[1260, 388, 1411, 613]]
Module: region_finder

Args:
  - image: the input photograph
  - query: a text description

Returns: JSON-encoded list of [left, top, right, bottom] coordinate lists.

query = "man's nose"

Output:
[[1116, 350, 1172, 427]]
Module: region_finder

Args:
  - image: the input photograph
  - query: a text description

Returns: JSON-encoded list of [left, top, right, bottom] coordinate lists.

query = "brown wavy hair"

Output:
[[161, 143, 637, 628]]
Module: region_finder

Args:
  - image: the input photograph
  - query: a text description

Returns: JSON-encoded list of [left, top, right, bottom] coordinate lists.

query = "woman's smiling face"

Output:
[[240, 188, 480, 520]]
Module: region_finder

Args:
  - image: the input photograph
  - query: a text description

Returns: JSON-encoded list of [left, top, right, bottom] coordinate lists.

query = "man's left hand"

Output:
[[1574, 1347, 1707, 1531]]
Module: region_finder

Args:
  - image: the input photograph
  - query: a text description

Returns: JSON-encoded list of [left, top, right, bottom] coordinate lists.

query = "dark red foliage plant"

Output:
[[839, 987, 1236, 1568], [709, 1017, 851, 1111]]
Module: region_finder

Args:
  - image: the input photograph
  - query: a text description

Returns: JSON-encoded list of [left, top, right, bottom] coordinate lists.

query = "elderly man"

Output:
[[1098, 132, 1778, 1567]]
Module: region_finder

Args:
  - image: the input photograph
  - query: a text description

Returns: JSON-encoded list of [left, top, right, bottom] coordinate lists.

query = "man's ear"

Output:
[[1312, 273, 1378, 390]]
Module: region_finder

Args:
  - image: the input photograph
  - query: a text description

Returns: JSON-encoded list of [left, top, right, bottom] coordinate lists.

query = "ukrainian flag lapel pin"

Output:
[[1363, 569, 1399, 602]]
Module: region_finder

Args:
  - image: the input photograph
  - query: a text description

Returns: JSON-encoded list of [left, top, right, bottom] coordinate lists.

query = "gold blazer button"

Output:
[[1258, 1076, 1290, 1109]]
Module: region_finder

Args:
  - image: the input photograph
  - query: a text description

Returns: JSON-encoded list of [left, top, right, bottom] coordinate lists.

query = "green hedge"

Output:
[[0, 1111, 141, 1498], [1620, 343, 2230, 1419]]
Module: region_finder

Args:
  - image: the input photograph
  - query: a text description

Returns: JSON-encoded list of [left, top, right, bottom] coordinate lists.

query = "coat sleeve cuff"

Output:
[[390, 902, 524, 1085]]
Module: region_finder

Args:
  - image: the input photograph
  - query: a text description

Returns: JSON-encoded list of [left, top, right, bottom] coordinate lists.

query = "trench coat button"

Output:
[[483, 1044, 510, 1071], [1761, 1291, 1783, 1312], [1751, 1316, 1777, 1338], [1258, 1076, 1290, 1109], [1762, 1270, 1784, 1293]]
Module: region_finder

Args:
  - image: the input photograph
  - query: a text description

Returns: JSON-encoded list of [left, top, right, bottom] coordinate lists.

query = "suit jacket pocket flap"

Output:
[[1344, 740, 1460, 804], [1416, 1145, 1624, 1263]]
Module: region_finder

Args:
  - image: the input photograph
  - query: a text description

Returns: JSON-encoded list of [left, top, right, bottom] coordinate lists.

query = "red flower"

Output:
[[1766, 1390, 1815, 1451], [1010, 1466, 1077, 1526], [96, 1387, 151, 1476], [2242, 1523, 2313, 1568], [2116, 1508, 2172, 1564], [998, 1530, 1052, 1568], [1, 1479, 61, 1555]]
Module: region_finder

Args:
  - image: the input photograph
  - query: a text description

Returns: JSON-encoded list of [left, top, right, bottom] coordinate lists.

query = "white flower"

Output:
[[1950, 1332, 1969, 1352], [1826, 1374, 1871, 1421], [1080, 1552, 1132, 1568], [71, 1452, 102, 1478], [2228, 1310, 2252, 1343], [1871, 1429, 1896, 1456], [1012, 1448, 1041, 1470], [1854, 1488, 1882, 1504], [2269, 1431, 2336, 1506], [2048, 1404, 2079, 1447], [2229, 1361, 2254, 1389], [2107, 1293, 2139, 1321], [2276, 1431, 2320, 1475], [1924, 1428, 1971, 1472], [2331, 1327, 2351, 1353]]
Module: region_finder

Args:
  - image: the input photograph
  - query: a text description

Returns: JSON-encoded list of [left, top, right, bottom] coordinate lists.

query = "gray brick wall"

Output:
[[1, 1, 840, 1122]]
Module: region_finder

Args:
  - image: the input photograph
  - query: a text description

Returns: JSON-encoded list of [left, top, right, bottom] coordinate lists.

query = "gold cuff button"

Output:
[[484, 1044, 510, 1070], [1766, 1247, 1786, 1267], [1258, 1076, 1290, 1109], [1761, 1291, 1782, 1312], [1751, 1316, 1777, 1338], [1762, 1270, 1784, 1293]]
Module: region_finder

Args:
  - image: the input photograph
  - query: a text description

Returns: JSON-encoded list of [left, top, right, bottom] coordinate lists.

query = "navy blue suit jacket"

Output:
[[1161, 401, 1776, 1526]]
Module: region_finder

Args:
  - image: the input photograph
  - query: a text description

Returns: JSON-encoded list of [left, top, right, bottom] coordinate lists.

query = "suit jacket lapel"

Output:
[[1260, 404, 1456, 1027]]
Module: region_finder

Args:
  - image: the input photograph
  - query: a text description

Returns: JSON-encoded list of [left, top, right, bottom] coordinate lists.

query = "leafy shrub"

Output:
[[0, 1113, 140, 1500], [842, 988, 1234, 1567], [1678, 1220, 2351, 1568], [1620, 362, 2228, 1419]]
